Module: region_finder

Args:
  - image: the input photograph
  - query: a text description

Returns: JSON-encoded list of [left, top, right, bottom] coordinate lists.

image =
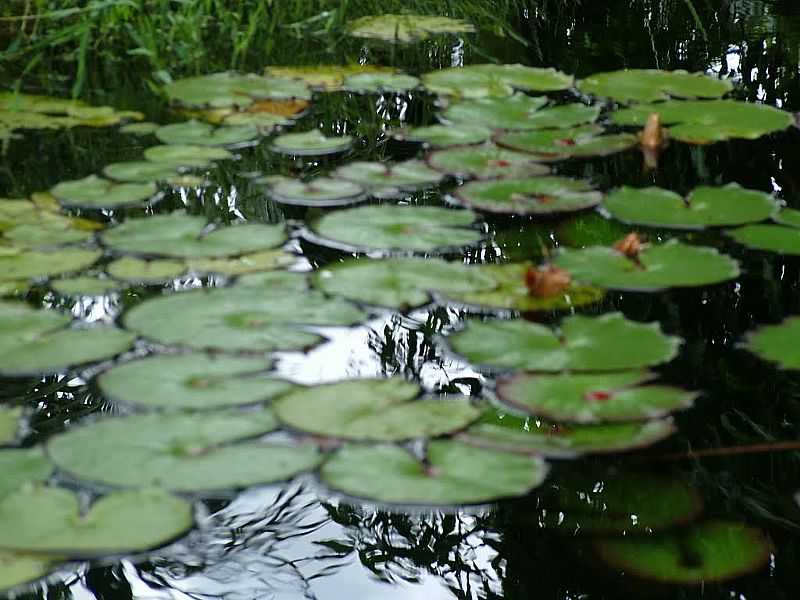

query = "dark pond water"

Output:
[[4, 0, 800, 598]]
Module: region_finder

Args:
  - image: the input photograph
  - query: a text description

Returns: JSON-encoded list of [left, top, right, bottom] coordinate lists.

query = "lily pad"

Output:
[[346, 14, 475, 43], [263, 176, 365, 207], [310, 205, 483, 252], [595, 521, 772, 584], [0, 247, 100, 282], [396, 124, 493, 147], [332, 160, 444, 197], [612, 99, 794, 143], [271, 129, 353, 156], [424, 64, 573, 98], [48, 411, 321, 492], [454, 176, 602, 215], [50, 176, 157, 209], [187, 250, 295, 275], [448, 312, 680, 372], [321, 440, 547, 505], [442, 94, 548, 129], [342, 72, 420, 93], [51, 276, 122, 296], [0, 486, 193, 557], [0, 301, 135, 376], [0, 448, 54, 498], [107, 257, 187, 283], [221, 111, 289, 132], [427, 145, 550, 179], [264, 65, 397, 91], [0, 552, 61, 592], [102, 212, 286, 258], [496, 125, 638, 160], [124, 286, 365, 352], [578, 69, 733, 103], [120, 121, 158, 135], [235, 270, 310, 293], [103, 161, 180, 183], [604, 184, 778, 229], [554, 240, 741, 291], [0, 408, 21, 445], [744, 318, 800, 370], [726, 224, 800, 255], [773, 207, 800, 228], [274, 379, 480, 441], [497, 371, 696, 423], [142, 145, 233, 168], [460, 412, 676, 457], [99, 353, 294, 411], [165, 72, 311, 109], [312, 257, 496, 309], [155, 120, 258, 147], [441, 262, 604, 312]]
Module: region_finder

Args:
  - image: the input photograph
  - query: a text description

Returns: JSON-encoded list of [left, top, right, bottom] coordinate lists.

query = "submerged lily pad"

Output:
[[595, 521, 772, 584], [441, 262, 604, 312], [0, 301, 135, 376], [321, 440, 547, 505], [424, 64, 573, 98], [310, 205, 483, 252], [578, 69, 733, 103], [342, 72, 420, 93], [744, 318, 800, 370], [49, 411, 321, 492], [346, 14, 475, 43], [103, 161, 180, 183], [107, 257, 187, 283], [0, 486, 192, 557], [396, 124, 493, 147], [496, 125, 638, 160], [726, 224, 800, 255], [454, 176, 601, 214], [0, 247, 100, 282], [142, 144, 232, 168], [51, 276, 122, 296], [274, 379, 480, 441], [263, 176, 365, 207], [312, 257, 496, 309], [332, 160, 444, 196], [102, 212, 286, 258], [99, 353, 293, 411], [460, 412, 676, 457], [554, 240, 741, 291], [51, 176, 157, 209], [448, 312, 680, 372], [271, 129, 353, 156], [613, 99, 794, 143], [604, 185, 777, 229], [120, 121, 158, 135], [165, 72, 311, 109], [155, 120, 258, 147], [427, 145, 550, 179], [124, 286, 365, 352], [497, 371, 696, 423]]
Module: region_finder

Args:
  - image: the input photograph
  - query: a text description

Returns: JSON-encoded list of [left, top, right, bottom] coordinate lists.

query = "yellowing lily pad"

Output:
[[346, 14, 475, 43]]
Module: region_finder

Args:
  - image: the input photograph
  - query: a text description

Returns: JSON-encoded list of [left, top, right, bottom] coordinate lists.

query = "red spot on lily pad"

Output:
[[585, 390, 614, 402]]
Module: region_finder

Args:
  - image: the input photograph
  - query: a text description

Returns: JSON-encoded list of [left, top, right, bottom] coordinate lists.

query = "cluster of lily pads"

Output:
[[2, 55, 799, 592]]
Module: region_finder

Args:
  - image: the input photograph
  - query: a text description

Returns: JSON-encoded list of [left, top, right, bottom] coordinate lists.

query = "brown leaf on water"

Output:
[[613, 233, 646, 259], [247, 98, 310, 118], [524, 264, 572, 298]]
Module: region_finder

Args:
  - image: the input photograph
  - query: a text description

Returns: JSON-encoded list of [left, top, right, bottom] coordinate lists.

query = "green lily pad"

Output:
[[332, 160, 444, 197], [263, 176, 365, 207], [427, 145, 550, 179], [155, 120, 258, 147], [578, 69, 733, 103], [102, 212, 286, 258], [726, 224, 800, 255], [460, 412, 676, 457], [310, 205, 483, 252], [264, 65, 397, 91], [595, 521, 772, 584], [342, 72, 420, 93], [0, 301, 135, 376], [0, 408, 21, 445], [51, 276, 122, 296], [235, 270, 310, 293], [124, 286, 365, 352], [103, 161, 181, 183], [448, 312, 680, 372], [773, 207, 800, 228], [396, 124, 493, 147], [321, 440, 547, 505], [165, 72, 311, 109], [554, 240, 741, 291], [107, 257, 187, 283], [221, 111, 290, 132], [424, 64, 573, 98], [312, 257, 496, 309], [274, 379, 480, 441], [442, 94, 548, 129], [99, 353, 294, 411], [612, 99, 794, 143], [346, 14, 475, 43], [454, 176, 602, 215], [497, 371, 697, 423], [48, 411, 321, 492], [441, 262, 605, 312], [187, 250, 295, 275], [0, 201, 97, 247], [120, 121, 159, 135], [604, 184, 778, 229], [271, 129, 353, 156], [0, 552, 61, 592], [0, 486, 193, 557], [50, 176, 157, 209], [0, 247, 100, 282], [744, 317, 800, 370], [142, 144, 233, 168], [496, 125, 638, 160], [0, 448, 54, 498]]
